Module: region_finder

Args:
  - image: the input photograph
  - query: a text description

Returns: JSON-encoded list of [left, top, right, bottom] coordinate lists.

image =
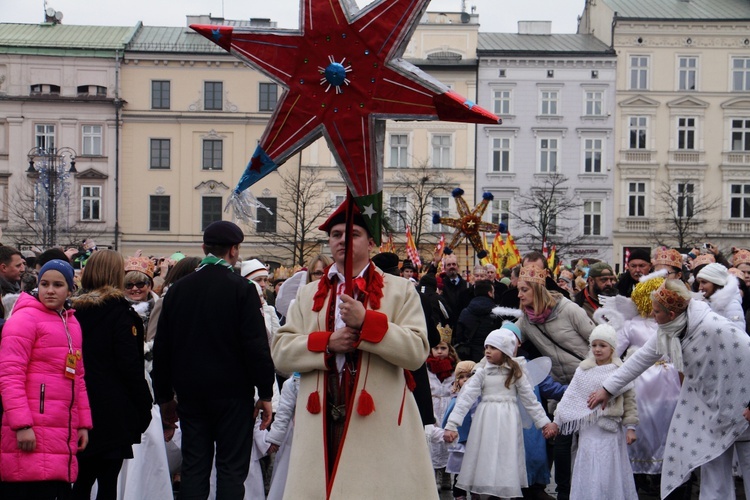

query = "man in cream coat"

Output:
[[272, 200, 436, 499]]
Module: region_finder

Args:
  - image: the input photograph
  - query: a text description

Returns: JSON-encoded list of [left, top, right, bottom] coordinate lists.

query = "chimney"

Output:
[[518, 21, 552, 35]]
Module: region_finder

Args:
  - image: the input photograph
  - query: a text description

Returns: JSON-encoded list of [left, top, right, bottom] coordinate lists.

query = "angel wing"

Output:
[[275, 270, 308, 319]]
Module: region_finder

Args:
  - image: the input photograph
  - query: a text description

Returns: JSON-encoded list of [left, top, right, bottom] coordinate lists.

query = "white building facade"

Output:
[[477, 22, 617, 266]]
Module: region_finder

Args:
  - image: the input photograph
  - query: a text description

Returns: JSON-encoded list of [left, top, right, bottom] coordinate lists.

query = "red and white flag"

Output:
[[406, 226, 422, 269]]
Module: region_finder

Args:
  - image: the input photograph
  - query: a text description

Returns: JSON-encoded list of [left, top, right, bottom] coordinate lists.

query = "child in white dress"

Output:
[[549, 324, 639, 500], [444, 328, 555, 498]]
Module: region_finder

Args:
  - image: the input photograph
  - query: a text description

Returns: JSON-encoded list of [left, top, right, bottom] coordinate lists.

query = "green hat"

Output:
[[588, 261, 614, 278]]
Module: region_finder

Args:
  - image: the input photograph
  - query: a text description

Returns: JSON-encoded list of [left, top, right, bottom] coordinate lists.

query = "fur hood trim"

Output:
[[579, 355, 623, 370], [72, 286, 127, 310]]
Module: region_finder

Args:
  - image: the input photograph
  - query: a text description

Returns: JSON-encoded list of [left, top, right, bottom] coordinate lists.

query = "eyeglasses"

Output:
[[125, 281, 148, 290], [311, 271, 324, 277]]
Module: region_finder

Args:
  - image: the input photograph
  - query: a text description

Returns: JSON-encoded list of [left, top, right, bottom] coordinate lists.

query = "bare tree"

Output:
[[385, 162, 454, 249], [509, 174, 583, 254], [7, 175, 105, 249], [648, 180, 721, 250], [254, 166, 335, 267]]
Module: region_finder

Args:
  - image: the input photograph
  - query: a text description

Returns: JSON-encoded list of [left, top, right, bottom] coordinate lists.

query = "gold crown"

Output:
[[691, 254, 715, 268], [272, 265, 291, 281], [519, 265, 547, 285], [652, 248, 683, 269], [653, 282, 689, 313], [733, 249, 750, 267], [437, 324, 453, 345], [124, 256, 155, 279]]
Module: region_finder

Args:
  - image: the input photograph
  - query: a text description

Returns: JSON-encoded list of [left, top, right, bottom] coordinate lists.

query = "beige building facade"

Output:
[[580, 0, 750, 266], [0, 22, 132, 251]]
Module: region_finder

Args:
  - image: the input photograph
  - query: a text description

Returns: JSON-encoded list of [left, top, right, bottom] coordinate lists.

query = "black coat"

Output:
[[439, 274, 469, 329], [72, 287, 153, 457], [454, 296, 503, 362], [152, 264, 275, 404]]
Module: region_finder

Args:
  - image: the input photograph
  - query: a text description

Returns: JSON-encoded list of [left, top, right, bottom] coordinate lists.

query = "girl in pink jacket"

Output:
[[0, 259, 92, 499]]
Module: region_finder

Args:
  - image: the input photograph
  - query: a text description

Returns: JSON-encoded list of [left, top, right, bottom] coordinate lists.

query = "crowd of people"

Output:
[[0, 215, 748, 499]]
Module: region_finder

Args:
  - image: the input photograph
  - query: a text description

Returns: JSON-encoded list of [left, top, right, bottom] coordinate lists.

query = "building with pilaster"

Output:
[[477, 21, 617, 265], [579, 0, 750, 264]]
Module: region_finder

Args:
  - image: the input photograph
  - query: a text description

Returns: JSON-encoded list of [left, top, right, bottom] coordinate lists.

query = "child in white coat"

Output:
[[444, 328, 555, 498], [549, 324, 639, 500]]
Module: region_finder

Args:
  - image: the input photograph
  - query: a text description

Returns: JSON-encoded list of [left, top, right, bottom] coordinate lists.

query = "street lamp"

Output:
[[26, 146, 77, 248]]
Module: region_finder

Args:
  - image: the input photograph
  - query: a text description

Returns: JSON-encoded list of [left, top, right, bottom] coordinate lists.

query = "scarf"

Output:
[[525, 306, 552, 324], [197, 254, 233, 271], [554, 361, 631, 435], [654, 312, 687, 372], [426, 356, 455, 382]]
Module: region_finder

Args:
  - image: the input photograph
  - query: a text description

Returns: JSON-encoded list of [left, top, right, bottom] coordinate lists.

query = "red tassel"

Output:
[[357, 389, 375, 416], [397, 385, 407, 426], [404, 370, 416, 392], [307, 391, 322, 414]]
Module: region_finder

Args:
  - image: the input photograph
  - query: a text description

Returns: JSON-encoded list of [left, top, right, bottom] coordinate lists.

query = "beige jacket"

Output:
[[272, 269, 436, 500], [517, 294, 596, 384]]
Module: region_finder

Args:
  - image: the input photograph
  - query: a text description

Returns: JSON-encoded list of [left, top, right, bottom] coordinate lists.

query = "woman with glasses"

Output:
[[650, 249, 687, 283], [306, 254, 332, 283]]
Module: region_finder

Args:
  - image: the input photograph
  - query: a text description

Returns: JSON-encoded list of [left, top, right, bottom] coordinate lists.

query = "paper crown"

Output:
[[691, 253, 715, 268], [124, 256, 155, 279], [652, 248, 683, 269], [519, 266, 547, 285], [653, 282, 689, 313], [733, 249, 750, 267], [437, 324, 453, 345], [273, 265, 291, 281]]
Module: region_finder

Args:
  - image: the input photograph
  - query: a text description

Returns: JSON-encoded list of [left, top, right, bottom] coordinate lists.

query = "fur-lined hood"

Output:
[[72, 286, 127, 310]]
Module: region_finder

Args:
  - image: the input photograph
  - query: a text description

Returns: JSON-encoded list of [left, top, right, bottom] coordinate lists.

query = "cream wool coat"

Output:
[[272, 270, 437, 500]]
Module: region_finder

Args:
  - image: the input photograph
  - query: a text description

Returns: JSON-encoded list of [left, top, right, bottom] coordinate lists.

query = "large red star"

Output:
[[192, 0, 500, 240]]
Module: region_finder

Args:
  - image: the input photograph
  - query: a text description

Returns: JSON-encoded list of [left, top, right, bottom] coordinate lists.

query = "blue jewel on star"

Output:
[[464, 100, 475, 110], [211, 29, 222, 42]]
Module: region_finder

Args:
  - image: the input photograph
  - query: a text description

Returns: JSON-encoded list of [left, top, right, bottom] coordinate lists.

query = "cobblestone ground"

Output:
[[434, 473, 746, 499]]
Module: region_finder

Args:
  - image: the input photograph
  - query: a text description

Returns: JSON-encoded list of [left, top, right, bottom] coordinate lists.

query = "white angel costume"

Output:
[[598, 293, 682, 475], [445, 362, 550, 498]]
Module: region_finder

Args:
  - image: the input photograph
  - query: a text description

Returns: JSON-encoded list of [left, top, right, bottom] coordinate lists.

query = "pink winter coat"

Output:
[[0, 292, 93, 482]]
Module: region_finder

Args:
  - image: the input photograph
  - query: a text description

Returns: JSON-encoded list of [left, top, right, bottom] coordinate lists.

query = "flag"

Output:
[[405, 226, 422, 269], [624, 247, 631, 266], [542, 239, 549, 259], [480, 232, 491, 265], [491, 231, 506, 270], [547, 244, 556, 271], [379, 233, 395, 254], [506, 231, 521, 268]]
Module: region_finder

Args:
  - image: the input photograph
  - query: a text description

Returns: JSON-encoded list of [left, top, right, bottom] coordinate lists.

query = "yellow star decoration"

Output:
[[434, 189, 500, 259]]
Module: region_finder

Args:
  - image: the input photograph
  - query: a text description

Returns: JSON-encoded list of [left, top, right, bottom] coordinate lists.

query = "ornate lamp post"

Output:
[[26, 146, 77, 248]]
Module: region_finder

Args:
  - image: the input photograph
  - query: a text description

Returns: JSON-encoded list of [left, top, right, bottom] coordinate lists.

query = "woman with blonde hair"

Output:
[[515, 265, 596, 500], [306, 253, 332, 283]]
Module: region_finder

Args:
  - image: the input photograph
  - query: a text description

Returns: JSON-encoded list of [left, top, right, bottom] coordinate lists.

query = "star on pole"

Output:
[[192, 0, 500, 243], [434, 189, 503, 259]]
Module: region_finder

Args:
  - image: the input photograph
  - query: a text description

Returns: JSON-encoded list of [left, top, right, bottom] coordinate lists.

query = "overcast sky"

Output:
[[3, 0, 585, 33]]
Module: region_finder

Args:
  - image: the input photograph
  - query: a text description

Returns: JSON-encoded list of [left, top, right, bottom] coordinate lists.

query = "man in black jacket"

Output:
[[152, 221, 275, 499], [453, 280, 503, 362]]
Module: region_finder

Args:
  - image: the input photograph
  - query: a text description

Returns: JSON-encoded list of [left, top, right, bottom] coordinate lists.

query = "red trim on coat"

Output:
[[308, 331, 333, 352], [357, 310, 388, 344], [326, 354, 363, 499]]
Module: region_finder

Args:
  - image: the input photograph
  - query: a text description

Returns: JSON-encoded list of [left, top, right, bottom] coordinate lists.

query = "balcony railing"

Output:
[[621, 150, 654, 163], [618, 218, 652, 232], [669, 151, 703, 164], [723, 219, 750, 233], [723, 152, 750, 165]]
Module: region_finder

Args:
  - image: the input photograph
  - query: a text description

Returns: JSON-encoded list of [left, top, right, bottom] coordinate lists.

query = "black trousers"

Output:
[[1, 481, 71, 500], [70, 456, 124, 500], [177, 398, 254, 500], [553, 432, 573, 500]]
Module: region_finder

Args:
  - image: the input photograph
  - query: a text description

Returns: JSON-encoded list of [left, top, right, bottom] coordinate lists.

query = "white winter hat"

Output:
[[589, 324, 617, 349], [241, 259, 268, 280], [484, 328, 518, 359], [696, 262, 728, 287]]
